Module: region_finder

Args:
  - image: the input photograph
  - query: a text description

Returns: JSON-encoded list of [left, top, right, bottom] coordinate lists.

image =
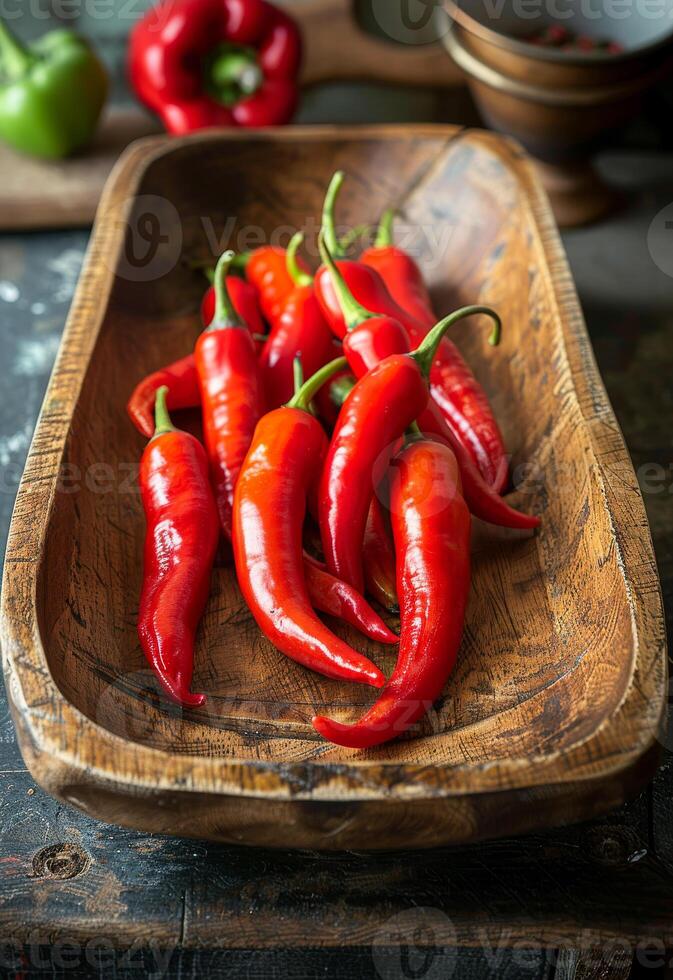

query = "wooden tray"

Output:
[[1, 126, 666, 850]]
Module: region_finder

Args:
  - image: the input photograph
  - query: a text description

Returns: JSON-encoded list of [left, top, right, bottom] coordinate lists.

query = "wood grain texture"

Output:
[[0, 125, 667, 850]]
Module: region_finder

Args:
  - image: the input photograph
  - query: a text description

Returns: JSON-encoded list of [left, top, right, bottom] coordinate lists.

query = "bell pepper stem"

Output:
[[0, 18, 33, 79], [205, 45, 263, 107], [374, 208, 396, 249], [286, 232, 313, 288], [153, 386, 176, 438], [318, 229, 373, 332], [210, 250, 244, 330], [412, 306, 502, 377], [287, 356, 348, 413], [322, 171, 347, 259]]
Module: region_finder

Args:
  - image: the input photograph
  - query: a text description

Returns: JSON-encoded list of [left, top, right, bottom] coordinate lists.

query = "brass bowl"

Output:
[[443, 0, 673, 225]]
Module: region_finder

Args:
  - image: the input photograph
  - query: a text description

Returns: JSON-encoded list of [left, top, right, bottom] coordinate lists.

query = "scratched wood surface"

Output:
[[0, 126, 667, 852]]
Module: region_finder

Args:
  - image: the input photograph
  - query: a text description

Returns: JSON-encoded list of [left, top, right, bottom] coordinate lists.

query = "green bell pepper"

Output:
[[0, 19, 107, 159]]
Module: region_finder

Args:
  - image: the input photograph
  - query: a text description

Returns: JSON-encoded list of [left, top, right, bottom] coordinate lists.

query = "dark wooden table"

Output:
[[2, 125, 673, 980]]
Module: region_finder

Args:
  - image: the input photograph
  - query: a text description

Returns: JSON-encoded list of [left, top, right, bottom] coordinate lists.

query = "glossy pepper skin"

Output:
[[363, 496, 398, 613], [138, 387, 219, 707], [0, 20, 107, 159], [364, 211, 508, 493], [319, 309, 501, 593], [129, 0, 301, 134], [195, 251, 264, 539], [128, 275, 264, 440], [259, 233, 336, 409], [314, 438, 471, 748], [319, 233, 539, 533], [303, 554, 398, 646], [246, 244, 310, 327], [318, 173, 508, 492], [360, 209, 437, 331], [201, 275, 266, 339], [233, 357, 387, 687]]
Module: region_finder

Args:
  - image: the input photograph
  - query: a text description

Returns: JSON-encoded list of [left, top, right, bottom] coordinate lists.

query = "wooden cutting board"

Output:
[[0, 0, 461, 231]]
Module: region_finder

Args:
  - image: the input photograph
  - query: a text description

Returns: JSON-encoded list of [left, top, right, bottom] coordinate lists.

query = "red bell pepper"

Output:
[[129, 0, 302, 134]]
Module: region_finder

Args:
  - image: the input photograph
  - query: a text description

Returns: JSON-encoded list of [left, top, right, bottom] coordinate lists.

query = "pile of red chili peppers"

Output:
[[129, 172, 540, 749]]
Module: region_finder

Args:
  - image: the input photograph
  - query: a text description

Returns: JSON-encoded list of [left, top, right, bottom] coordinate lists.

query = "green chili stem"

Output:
[[329, 373, 355, 408], [287, 356, 348, 413], [293, 355, 304, 396], [339, 224, 372, 252], [153, 386, 176, 438], [0, 19, 32, 79], [210, 250, 244, 330], [374, 208, 396, 249], [286, 232, 313, 288], [411, 306, 502, 377], [322, 171, 346, 259], [318, 229, 373, 332]]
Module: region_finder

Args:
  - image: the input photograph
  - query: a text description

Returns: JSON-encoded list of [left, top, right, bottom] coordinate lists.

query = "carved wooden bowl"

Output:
[[1, 127, 666, 849]]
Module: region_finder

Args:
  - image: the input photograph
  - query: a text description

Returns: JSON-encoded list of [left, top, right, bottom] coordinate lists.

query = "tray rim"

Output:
[[0, 125, 667, 818]]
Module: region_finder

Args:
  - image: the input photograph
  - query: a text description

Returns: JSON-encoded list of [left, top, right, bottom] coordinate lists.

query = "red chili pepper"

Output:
[[128, 275, 264, 440], [246, 244, 310, 327], [319, 232, 538, 532], [314, 437, 470, 748], [363, 496, 398, 613], [195, 250, 264, 539], [317, 172, 508, 493], [318, 230, 410, 373], [138, 387, 219, 707], [319, 307, 502, 593], [259, 233, 336, 408], [233, 357, 387, 687], [129, 0, 302, 134], [303, 554, 397, 645], [201, 274, 266, 337], [416, 395, 540, 531], [363, 208, 508, 493], [128, 354, 202, 441], [361, 208, 437, 327]]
